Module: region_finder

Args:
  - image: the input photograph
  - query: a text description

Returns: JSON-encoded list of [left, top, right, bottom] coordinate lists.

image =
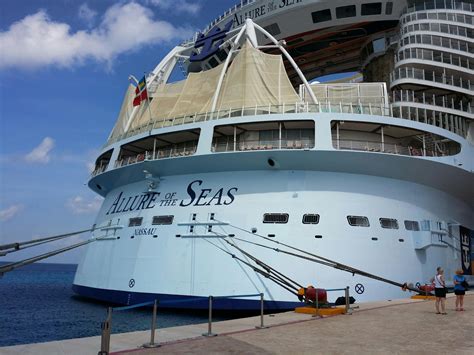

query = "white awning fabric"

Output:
[[108, 41, 300, 142]]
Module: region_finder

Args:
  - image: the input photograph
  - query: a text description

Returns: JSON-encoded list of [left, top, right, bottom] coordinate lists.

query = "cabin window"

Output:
[[263, 23, 281, 36], [263, 213, 289, 224], [312, 9, 332, 23], [404, 220, 420, 231], [152, 215, 174, 225], [336, 5, 356, 18], [420, 220, 430, 231], [302, 214, 320, 224], [380, 218, 399, 229], [347, 216, 370, 227], [361, 3, 382, 15], [386, 2, 393, 14], [129, 217, 143, 227]]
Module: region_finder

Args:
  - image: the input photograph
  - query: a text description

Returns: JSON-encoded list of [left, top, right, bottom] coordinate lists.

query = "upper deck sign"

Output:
[[190, 21, 233, 62], [460, 226, 473, 275]]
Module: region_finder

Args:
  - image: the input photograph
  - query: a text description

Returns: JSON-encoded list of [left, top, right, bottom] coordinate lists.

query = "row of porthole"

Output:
[[126, 214, 422, 231], [263, 213, 421, 231]]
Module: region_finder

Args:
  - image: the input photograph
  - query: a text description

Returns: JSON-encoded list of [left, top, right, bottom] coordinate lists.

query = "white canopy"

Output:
[[108, 42, 300, 142]]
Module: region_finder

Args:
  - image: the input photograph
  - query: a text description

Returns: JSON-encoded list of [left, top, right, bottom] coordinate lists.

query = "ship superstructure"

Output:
[[73, 0, 473, 310]]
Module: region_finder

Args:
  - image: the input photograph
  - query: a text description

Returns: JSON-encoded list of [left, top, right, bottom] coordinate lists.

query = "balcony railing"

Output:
[[401, 20, 473, 40], [114, 146, 197, 169], [396, 48, 474, 70], [401, 8, 473, 26], [212, 138, 315, 153], [399, 32, 473, 54], [91, 163, 108, 177], [403, 0, 473, 15], [392, 89, 472, 114], [391, 67, 472, 91], [334, 139, 445, 157], [108, 102, 391, 146]]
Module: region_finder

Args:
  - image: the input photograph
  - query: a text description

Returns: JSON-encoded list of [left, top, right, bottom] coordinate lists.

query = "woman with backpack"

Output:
[[453, 269, 467, 311]]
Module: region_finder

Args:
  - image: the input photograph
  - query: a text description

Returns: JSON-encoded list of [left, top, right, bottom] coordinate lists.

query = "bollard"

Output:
[[202, 296, 217, 337], [143, 300, 160, 348], [312, 288, 320, 318], [344, 286, 352, 315], [98, 307, 112, 355], [255, 293, 268, 329]]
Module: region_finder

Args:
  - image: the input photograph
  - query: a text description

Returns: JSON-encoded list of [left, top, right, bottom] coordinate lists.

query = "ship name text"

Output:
[[233, 0, 303, 26], [106, 180, 238, 215]]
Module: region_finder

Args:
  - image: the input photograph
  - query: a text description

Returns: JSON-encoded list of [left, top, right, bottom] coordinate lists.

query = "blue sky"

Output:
[[0, 0, 239, 264], [0, 0, 354, 266]]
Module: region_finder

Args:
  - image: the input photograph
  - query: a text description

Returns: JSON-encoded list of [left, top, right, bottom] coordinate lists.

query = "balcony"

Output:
[[212, 138, 315, 153], [335, 138, 442, 157], [331, 120, 461, 157], [390, 67, 472, 93], [114, 145, 198, 169], [396, 47, 474, 72], [392, 89, 472, 117]]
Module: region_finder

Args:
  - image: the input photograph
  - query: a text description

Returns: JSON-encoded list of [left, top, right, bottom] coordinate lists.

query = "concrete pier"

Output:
[[1, 293, 472, 354]]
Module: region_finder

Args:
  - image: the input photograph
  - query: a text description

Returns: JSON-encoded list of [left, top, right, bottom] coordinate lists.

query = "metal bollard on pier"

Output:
[[255, 293, 268, 329], [143, 300, 160, 348], [344, 286, 352, 315], [202, 296, 217, 337], [98, 307, 112, 355]]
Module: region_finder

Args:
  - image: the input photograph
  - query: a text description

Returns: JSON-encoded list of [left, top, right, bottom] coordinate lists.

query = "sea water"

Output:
[[0, 263, 234, 347]]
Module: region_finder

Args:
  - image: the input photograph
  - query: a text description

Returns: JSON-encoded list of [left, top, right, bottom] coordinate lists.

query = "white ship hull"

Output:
[[73, 138, 472, 309]]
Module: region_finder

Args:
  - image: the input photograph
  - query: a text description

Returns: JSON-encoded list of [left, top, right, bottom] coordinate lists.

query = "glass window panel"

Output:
[[361, 3, 382, 15], [336, 5, 356, 18], [312, 9, 332, 23], [347, 216, 370, 227]]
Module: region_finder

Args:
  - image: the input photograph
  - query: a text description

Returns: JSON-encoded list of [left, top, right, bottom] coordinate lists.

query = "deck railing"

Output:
[[108, 102, 391, 146], [212, 138, 315, 153], [114, 146, 198, 169], [334, 138, 443, 157], [392, 90, 472, 114], [391, 67, 472, 91]]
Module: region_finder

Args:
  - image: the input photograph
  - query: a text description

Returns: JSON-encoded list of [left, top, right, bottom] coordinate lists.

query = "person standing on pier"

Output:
[[453, 269, 466, 311], [431, 267, 447, 315]]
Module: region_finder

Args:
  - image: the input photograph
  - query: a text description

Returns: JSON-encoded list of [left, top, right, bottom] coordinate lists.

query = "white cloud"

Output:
[[148, 0, 201, 14], [66, 195, 103, 214], [78, 3, 98, 25], [25, 137, 55, 164], [0, 2, 194, 70], [0, 204, 23, 222]]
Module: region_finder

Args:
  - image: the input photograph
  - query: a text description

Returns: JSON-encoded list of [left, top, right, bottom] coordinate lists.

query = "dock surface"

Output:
[[2, 293, 473, 354]]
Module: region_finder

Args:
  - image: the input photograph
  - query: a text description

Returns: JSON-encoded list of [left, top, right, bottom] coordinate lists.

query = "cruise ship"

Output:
[[72, 0, 474, 310]]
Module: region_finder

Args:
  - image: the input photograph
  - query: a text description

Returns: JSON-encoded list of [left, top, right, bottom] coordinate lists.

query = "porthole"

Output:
[[152, 215, 174, 225], [347, 216, 370, 227], [128, 217, 143, 227], [302, 214, 320, 224], [379, 218, 399, 229], [263, 213, 289, 224], [404, 220, 420, 231]]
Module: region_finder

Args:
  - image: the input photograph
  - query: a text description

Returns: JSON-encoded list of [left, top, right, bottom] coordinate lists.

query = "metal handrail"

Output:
[[107, 102, 391, 146], [392, 89, 472, 114], [391, 67, 472, 91], [99, 293, 267, 353], [334, 138, 444, 157], [402, 0, 473, 16]]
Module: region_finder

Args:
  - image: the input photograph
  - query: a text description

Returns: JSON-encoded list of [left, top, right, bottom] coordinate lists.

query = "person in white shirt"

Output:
[[431, 266, 447, 314]]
